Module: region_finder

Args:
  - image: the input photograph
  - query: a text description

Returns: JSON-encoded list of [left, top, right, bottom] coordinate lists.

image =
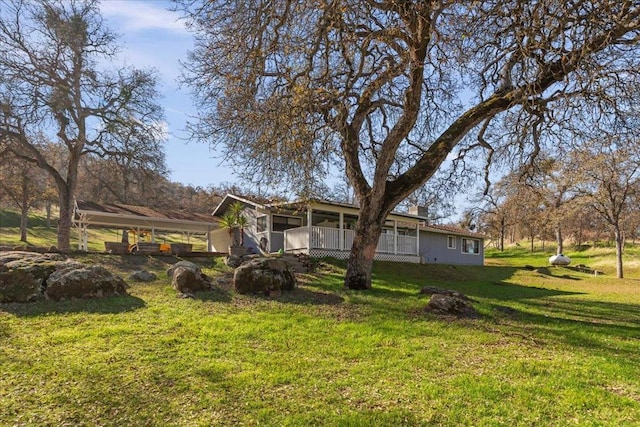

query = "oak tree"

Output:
[[178, 0, 640, 289], [0, 0, 164, 251], [572, 138, 640, 279]]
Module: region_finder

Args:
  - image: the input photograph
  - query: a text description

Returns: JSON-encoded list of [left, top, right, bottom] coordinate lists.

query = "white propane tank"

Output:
[[549, 254, 571, 266]]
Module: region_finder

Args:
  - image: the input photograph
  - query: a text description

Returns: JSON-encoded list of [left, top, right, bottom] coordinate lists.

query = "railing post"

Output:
[[339, 212, 344, 251], [394, 221, 398, 255], [307, 207, 313, 249]]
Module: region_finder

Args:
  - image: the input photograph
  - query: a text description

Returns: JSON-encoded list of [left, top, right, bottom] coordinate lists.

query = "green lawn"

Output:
[[2, 218, 640, 425], [0, 209, 209, 252], [1, 245, 640, 426]]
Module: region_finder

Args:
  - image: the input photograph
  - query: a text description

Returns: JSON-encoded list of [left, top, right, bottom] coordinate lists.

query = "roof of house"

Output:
[[213, 193, 427, 222], [75, 200, 218, 233], [212, 194, 264, 217], [422, 223, 484, 238]]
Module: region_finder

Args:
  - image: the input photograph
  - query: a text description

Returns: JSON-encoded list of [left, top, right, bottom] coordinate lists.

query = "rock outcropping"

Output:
[[233, 257, 297, 295], [45, 265, 129, 301], [0, 251, 128, 303], [166, 261, 213, 294], [421, 286, 478, 319]]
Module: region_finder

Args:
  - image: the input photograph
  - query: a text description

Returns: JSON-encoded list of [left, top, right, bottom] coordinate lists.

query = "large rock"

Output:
[[425, 294, 479, 319], [45, 265, 129, 301], [420, 286, 472, 301], [128, 270, 157, 282], [224, 255, 243, 268], [166, 261, 212, 294], [0, 251, 67, 303], [233, 257, 297, 295]]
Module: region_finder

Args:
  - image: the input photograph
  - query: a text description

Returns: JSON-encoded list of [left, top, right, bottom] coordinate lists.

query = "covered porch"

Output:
[[281, 204, 422, 263]]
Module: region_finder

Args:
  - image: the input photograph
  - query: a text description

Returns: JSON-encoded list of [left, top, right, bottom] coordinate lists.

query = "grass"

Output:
[[0, 208, 209, 252], [1, 216, 640, 425]]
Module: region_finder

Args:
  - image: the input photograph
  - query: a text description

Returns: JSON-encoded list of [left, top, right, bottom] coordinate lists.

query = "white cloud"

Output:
[[100, 0, 188, 34]]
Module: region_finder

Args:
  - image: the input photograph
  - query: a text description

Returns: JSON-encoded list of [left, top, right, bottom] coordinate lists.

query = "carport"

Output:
[[73, 200, 219, 253]]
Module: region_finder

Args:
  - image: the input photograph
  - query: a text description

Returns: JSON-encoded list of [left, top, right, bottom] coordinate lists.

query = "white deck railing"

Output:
[[397, 235, 418, 255], [284, 226, 417, 255], [284, 227, 309, 250], [311, 226, 340, 250]]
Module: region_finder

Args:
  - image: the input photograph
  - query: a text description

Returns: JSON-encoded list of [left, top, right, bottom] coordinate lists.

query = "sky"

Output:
[[97, 1, 469, 219], [99, 0, 236, 188]]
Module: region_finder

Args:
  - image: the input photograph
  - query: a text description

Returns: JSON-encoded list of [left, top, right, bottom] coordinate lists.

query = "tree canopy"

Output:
[[181, 1, 640, 288], [0, 0, 165, 251]]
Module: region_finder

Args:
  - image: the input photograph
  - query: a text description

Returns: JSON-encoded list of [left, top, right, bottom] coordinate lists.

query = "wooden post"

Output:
[[307, 206, 313, 250], [339, 212, 344, 251], [394, 220, 398, 255]]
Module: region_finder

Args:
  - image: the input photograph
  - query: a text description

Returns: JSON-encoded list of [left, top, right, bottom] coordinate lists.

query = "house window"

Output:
[[462, 238, 480, 254], [272, 215, 302, 232], [256, 216, 267, 233], [447, 236, 456, 249]]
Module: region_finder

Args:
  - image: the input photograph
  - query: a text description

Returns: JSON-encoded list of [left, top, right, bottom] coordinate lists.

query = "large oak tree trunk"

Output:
[[345, 204, 385, 290], [19, 206, 28, 242], [55, 159, 79, 252], [57, 187, 73, 252]]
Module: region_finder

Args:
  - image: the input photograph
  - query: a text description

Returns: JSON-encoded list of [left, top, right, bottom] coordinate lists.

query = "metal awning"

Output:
[[73, 200, 219, 251], [75, 209, 218, 234]]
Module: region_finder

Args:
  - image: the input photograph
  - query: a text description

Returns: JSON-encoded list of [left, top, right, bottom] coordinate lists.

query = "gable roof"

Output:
[[422, 223, 484, 239], [214, 194, 427, 222], [212, 194, 264, 217]]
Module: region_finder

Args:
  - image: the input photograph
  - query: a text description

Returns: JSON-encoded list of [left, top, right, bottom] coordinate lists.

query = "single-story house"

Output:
[[211, 194, 485, 266], [418, 224, 484, 266]]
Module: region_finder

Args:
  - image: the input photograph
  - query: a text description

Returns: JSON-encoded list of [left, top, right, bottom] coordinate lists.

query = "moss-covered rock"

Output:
[[0, 251, 66, 303], [233, 257, 297, 295]]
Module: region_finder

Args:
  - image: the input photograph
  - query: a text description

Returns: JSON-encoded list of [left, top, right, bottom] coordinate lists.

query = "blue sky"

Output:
[[97, 1, 470, 219], [99, 0, 236, 188]]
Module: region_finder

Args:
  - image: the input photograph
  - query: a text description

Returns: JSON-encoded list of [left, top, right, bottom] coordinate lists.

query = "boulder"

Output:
[[166, 261, 212, 294], [224, 255, 243, 268], [424, 294, 479, 319], [45, 265, 129, 301], [420, 286, 472, 301], [128, 270, 157, 282], [233, 257, 297, 295], [0, 251, 67, 303], [167, 260, 202, 277]]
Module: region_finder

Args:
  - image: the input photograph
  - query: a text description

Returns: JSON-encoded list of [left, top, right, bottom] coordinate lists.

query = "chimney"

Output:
[[409, 206, 429, 217]]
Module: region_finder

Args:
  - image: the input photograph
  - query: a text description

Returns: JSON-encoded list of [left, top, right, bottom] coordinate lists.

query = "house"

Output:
[[211, 194, 484, 265], [418, 224, 485, 266]]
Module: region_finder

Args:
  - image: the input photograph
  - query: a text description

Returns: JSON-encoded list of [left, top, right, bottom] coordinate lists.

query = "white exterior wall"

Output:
[[241, 206, 261, 254], [208, 228, 232, 252]]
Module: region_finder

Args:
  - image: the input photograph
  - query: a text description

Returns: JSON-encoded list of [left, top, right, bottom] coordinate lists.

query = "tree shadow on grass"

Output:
[[485, 298, 640, 362], [192, 288, 233, 303], [462, 280, 585, 301], [227, 286, 345, 306], [0, 294, 146, 317], [276, 286, 345, 305]]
